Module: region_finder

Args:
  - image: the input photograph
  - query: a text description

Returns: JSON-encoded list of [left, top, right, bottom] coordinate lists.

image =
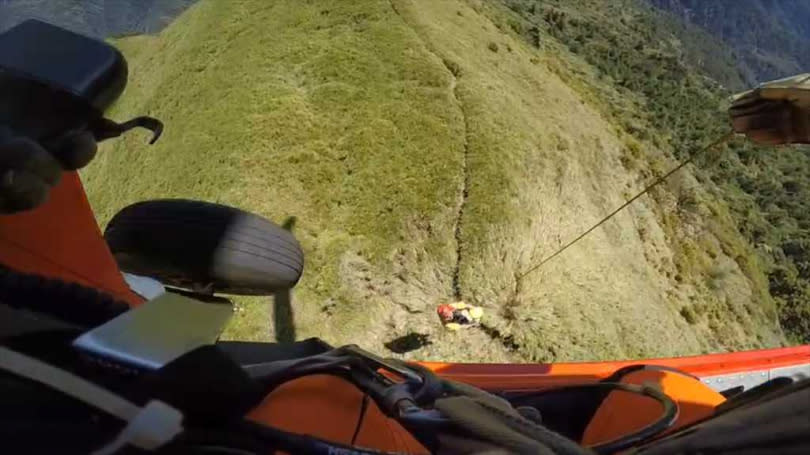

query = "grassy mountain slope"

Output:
[[85, 0, 465, 350], [649, 0, 810, 84], [504, 0, 810, 345], [83, 0, 784, 361]]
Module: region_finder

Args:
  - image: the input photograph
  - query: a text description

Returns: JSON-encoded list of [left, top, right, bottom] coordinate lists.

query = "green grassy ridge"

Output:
[[85, 0, 465, 347], [83, 0, 784, 360]]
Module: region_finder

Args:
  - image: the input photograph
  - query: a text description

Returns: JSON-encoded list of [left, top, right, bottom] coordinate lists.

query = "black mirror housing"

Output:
[[0, 19, 127, 113]]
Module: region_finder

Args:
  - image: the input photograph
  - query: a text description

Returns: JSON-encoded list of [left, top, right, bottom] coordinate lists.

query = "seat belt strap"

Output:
[[0, 346, 183, 452]]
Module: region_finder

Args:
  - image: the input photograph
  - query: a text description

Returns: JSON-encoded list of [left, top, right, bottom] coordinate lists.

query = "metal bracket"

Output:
[[73, 292, 232, 370]]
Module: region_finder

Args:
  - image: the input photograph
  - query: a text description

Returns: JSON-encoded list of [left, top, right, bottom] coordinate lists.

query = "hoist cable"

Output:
[[516, 131, 735, 282]]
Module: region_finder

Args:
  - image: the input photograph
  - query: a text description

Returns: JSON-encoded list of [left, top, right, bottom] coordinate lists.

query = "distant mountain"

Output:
[[648, 0, 810, 85], [0, 0, 197, 38]]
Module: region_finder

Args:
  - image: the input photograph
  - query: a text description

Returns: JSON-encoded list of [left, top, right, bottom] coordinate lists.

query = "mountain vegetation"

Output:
[[77, 0, 810, 360], [649, 0, 810, 84], [504, 0, 810, 344]]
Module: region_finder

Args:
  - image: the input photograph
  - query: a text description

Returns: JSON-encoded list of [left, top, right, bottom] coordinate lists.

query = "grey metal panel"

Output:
[[770, 364, 810, 383], [123, 272, 166, 300], [701, 370, 770, 392], [701, 362, 810, 392], [73, 292, 232, 370]]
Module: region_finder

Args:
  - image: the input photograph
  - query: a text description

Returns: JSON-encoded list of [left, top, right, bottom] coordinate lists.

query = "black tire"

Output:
[[104, 199, 303, 296]]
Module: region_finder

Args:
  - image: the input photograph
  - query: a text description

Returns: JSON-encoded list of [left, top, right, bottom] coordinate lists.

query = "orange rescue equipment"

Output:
[[248, 374, 428, 453], [583, 368, 725, 447], [0, 172, 140, 306]]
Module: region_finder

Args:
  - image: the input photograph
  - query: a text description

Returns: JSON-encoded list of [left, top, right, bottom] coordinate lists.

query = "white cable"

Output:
[[92, 400, 183, 455], [0, 346, 139, 420]]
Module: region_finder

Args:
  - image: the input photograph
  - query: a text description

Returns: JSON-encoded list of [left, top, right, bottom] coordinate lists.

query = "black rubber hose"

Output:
[[0, 266, 128, 328]]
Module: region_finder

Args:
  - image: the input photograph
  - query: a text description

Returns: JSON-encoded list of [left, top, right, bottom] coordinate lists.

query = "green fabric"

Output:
[[435, 380, 591, 455], [436, 396, 557, 454]]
